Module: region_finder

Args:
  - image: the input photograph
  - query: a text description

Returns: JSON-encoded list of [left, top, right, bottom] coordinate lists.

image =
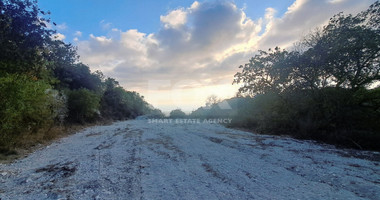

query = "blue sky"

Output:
[[38, 0, 294, 42], [38, 0, 376, 112]]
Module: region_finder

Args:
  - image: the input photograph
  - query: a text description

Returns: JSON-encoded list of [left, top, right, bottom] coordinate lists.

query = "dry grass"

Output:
[[0, 120, 113, 164]]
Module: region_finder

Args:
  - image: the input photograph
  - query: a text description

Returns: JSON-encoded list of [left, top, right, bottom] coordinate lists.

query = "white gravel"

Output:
[[0, 119, 379, 200]]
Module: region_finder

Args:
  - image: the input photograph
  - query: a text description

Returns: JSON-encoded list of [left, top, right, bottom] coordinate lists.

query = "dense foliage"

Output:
[[192, 2, 380, 150], [0, 74, 55, 147], [234, 2, 380, 95], [231, 2, 380, 150], [0, 0, 156, 150], [66, 89, 101, 123], [169, 109, 187, 118], [101, 78, 151, 120]]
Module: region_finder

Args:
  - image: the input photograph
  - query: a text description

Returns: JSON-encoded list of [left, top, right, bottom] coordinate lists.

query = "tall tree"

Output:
[[0, 0, 53, 77], [233, 47, 294, 96], [234, 1, 380, 95], [320, 9, 380, 89]]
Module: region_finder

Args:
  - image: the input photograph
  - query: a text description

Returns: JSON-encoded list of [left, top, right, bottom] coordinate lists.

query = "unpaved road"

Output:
[[1, 120, 379, 200]]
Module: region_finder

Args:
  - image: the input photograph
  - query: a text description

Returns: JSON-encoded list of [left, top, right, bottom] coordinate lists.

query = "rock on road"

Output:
[[1, 119, 379, 199]]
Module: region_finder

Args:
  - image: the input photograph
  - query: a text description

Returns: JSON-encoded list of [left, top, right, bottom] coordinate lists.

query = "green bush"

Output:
[[100, 83, 151, 120], [0, 74, 57, 146], [148, 108, 165, 118], [123, 91, 150, 118], [101, 87, 130, 120], [67, 88, 100, 123], [228, 2, 380, 150], [224, 88, 380, 150], [169, 109, 187, 118]]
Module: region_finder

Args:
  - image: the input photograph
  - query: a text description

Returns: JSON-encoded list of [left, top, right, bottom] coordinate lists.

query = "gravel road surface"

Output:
[[1, 119, 379, 199]]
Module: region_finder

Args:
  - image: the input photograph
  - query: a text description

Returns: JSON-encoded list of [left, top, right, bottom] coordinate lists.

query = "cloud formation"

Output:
[[75, 0, 375, 111], [74, 31, 82, 37], [56, 23, 67, 31], [259, 0, 373, 49], [52, 33, 66, 41], [100, 20, 112, 30]]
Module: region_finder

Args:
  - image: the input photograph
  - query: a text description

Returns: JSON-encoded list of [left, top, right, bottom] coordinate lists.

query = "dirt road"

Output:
[[1, 119, 379, 199]]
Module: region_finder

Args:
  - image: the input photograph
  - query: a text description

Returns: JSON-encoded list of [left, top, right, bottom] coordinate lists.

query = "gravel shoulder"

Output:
[[1, 119, 379, 199]]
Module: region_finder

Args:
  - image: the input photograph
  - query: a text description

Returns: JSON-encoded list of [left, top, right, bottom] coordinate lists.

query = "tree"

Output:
[[43, 40, 79, 85], [230, 2, 380, 150], [234, 1, 380, 96], [318, 9, 380, 89], [67, 89, 100, 123], [0, 0, 158, 152], [297, 2, 380, 90], [123, 91, 150, 117], [0, 0, 53, 77], [0, 74, 61, 146], [169, 109, 187, 118], [233, 47, 294, 96], [51, 62, 103, 92], [101, 86, 131, 120], [292, 40, 334, 90], [100, 78, 151, 119], [205, 95, 221, 107]]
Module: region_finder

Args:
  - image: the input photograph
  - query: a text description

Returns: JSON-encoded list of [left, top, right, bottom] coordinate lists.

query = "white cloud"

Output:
[[44, 22, 67, 31], [76, 0, 376, 111], [190, 1, 200, 10], [52, 33, 65, 41], [121, 29, 147, 50], [258, 0, 374, 49], [160, 9, 187, 29], [89, 34, 112, 44], [265, 7, 276, 20], [56, 23, 67, 30], [74, 31, 82, 37], [328, 0, 346, 4], [100, 20, 112, 30]]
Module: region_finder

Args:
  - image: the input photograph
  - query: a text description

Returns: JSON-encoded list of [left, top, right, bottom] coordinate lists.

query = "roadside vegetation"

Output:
[[191, 2, 380, 151], [169, 109, 187, 118], [0, 0, 161, 158]]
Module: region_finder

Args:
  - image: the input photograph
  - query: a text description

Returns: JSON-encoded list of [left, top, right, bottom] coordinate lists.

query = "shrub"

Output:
[[225, 88, 380, 150], [66, 88, 100, 123], [0, 74, 57, 147], [101, 87, 130, 120], [169, 109, 187, 118], [100, 85, 151, 120]]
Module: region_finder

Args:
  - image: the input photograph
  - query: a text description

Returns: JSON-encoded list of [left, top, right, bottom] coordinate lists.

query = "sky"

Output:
[[38, 0, 376, 113]]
